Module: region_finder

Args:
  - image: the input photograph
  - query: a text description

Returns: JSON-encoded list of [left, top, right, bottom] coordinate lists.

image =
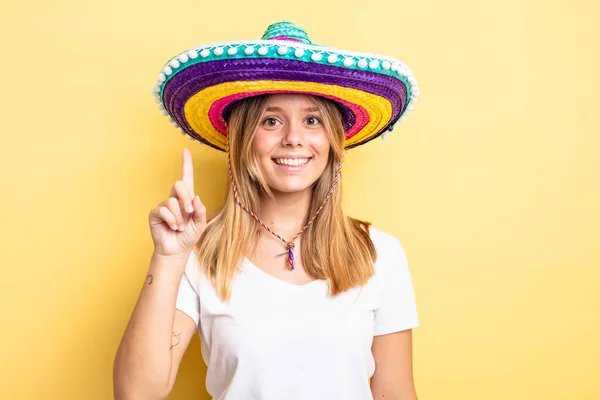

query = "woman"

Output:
[[114, 21, 420, 400]]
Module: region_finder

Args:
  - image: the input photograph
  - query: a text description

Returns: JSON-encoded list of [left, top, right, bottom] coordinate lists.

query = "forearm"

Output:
[[113, 252, 188, 399]]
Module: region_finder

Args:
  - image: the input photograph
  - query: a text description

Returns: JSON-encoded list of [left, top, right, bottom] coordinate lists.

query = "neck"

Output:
[[258, 187, 312, 238]]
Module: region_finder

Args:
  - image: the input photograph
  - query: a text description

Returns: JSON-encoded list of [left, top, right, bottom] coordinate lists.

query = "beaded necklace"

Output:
[[227, 153, 344, 270]]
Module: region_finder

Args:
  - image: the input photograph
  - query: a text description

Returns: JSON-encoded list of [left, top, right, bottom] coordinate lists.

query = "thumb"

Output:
[[191, 195, 207, 227]]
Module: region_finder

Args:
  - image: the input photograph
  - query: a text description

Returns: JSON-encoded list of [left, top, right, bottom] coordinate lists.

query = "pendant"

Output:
[[275, 243, 296, 270]]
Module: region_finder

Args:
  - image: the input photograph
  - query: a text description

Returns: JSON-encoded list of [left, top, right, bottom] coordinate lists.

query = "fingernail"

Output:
[[186, 204, 194, 213], [179, 224, 185, 231]]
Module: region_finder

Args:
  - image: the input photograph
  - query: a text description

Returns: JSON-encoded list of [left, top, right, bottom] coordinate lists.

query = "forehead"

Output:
[[264, 93, 319, 110]]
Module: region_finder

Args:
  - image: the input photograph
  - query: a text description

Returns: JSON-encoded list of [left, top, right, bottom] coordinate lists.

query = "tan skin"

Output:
[[153, 94, 416, 398]]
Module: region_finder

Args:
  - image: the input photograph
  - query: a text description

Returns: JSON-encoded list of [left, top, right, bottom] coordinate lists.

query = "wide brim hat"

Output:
[[152, 21, 420, 152]]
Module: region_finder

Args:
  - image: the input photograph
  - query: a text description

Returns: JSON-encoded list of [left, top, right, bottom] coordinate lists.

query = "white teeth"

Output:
[[274, 158, 310, 166]]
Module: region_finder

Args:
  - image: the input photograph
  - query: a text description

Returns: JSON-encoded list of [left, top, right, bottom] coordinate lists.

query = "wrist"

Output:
[[149, 251, 190, 274], [151, 250, 190, 261], [152, 245, 192, 260]]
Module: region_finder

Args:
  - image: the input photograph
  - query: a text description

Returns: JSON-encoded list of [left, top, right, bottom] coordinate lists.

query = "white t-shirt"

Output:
[[175, 227, 419, 400]]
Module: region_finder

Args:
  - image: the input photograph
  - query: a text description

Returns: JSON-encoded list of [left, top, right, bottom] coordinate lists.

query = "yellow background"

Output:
[[1, 0, 598, 399]]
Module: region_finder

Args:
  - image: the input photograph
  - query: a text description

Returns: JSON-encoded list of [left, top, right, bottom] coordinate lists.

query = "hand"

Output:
[[149, 149, 207, 257]]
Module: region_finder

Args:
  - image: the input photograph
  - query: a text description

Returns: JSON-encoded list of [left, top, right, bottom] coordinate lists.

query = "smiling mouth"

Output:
[[272, 157, 313, 167]]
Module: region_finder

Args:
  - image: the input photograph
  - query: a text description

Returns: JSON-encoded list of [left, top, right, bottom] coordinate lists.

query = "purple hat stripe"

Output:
[[162, 59, 407, 146], [163, 59, 406, 120]]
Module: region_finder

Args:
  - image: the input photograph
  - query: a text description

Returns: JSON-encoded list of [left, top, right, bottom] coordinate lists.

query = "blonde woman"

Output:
[[114, 22, 420, 400]]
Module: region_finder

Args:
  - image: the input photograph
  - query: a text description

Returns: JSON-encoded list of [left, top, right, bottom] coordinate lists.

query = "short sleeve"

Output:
[[175, 251, 201, 331], [373, 236, 420, 336]]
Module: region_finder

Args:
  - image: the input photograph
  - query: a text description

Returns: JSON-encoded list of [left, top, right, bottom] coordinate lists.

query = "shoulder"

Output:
[[367, 226, 409, 277], [367, 226, 401, 249], [368, 226, 406, 259]]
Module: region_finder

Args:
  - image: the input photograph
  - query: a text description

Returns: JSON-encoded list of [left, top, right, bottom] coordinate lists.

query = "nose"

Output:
[[281, 120, 303, 147]]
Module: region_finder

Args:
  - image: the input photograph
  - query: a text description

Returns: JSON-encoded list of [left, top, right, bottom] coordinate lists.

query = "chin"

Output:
[[268, 178, 316, 194]]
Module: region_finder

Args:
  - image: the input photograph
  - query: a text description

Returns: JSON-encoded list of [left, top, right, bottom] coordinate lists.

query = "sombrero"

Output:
[[152, 21, 420, 152]]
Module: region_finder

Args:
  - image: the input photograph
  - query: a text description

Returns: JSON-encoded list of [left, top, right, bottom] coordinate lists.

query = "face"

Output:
[[252, 94, 331, 194]]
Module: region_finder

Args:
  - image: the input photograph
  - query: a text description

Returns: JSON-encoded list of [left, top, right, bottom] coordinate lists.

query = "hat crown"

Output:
[[261, 21, 312, 44]]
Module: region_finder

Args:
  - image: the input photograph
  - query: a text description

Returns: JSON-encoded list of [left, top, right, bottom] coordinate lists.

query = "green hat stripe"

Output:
[[261, 21, 312, 43]]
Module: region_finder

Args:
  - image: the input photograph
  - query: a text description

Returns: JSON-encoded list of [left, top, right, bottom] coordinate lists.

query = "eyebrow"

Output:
[[265, 106, 320, 112]]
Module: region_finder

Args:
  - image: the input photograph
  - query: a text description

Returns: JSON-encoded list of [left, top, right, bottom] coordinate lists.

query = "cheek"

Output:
[[252, 130, 273, 157], [311, 131, 331, 156]]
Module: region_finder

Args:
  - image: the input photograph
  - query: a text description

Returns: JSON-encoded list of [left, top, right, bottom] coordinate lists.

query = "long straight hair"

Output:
[[195, 94, 377, 300]]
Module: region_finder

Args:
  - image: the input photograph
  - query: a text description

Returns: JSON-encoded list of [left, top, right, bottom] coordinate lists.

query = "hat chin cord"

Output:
[[227, 151, 344, 270]]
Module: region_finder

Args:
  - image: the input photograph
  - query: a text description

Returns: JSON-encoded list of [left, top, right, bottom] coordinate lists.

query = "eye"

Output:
[[262, 117, 281, 127], [305, 116, 322, 126]]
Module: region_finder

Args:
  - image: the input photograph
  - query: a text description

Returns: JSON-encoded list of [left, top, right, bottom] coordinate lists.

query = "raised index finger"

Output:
[[182, 148, 194, 196]]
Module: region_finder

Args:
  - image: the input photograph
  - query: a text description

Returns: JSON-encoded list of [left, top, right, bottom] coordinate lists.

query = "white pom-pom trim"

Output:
[[295, 48, 304, 57], [227, 47, 238, 55], [158, 72, 166, 82], [178, 54, 189, 63], [169, 59, 180, 69], [214, 47, 224, 56], [381, 61, 391, 70], [187, 49, 198, 59], [343, 57, 353, 67], [381, 132, 389, 140], [327, 54, 338, 63], [245, 46, 255, 55], [311, 53, 323, 62], [163, 66, 173, 75], [277, 46, 288, 55], [200, 49, 210, 58], [357, 59, 368, 68], [369, 60, 379, 69], [258, 47, 268, 55]]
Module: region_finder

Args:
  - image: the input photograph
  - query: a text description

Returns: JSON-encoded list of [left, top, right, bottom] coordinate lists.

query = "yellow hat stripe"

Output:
[[183, 80, 392, 151]]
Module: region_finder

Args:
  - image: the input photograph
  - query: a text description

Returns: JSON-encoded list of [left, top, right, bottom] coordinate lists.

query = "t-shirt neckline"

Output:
[[242, 257, 325, 289]]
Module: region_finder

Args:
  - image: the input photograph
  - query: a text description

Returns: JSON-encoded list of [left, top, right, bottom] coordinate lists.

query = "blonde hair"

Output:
[[195, 94, 377, 300]]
